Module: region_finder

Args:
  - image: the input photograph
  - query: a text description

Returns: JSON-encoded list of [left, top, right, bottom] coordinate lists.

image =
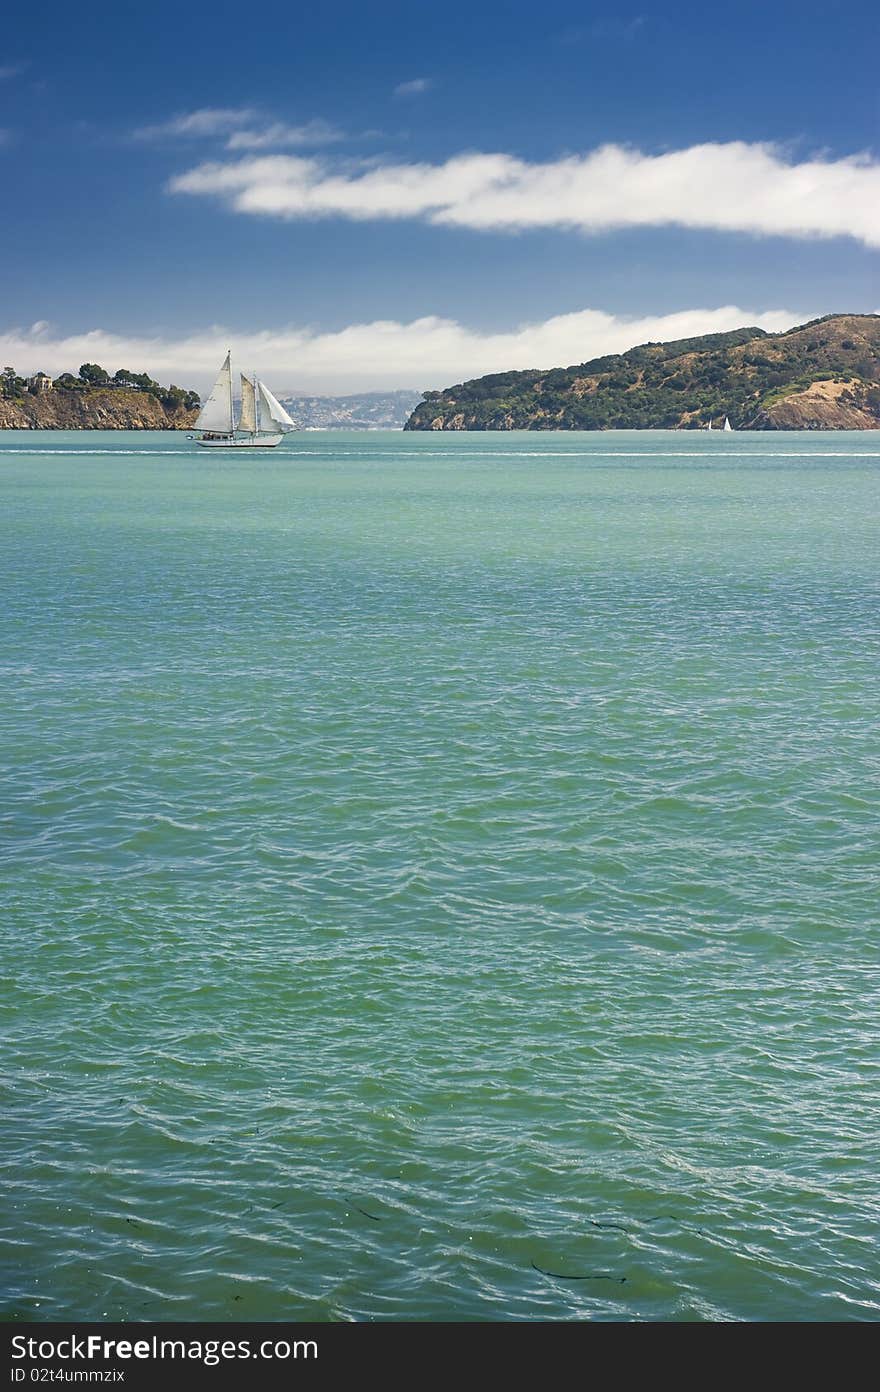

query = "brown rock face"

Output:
[[754, 379, 880, 430], [0, 387, 198, 430]]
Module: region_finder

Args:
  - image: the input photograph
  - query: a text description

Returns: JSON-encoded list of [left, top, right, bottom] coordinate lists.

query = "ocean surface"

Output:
[[2, 428, 879, 1323]]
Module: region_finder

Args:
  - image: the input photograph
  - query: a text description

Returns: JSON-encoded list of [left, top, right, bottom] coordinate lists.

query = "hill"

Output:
[[403, 314, 880, 431]]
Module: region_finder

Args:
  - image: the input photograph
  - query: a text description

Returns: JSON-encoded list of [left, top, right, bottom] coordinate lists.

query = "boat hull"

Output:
[[195, 433, 284, 448]]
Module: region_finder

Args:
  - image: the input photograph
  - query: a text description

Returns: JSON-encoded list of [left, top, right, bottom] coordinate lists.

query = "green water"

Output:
[[2, 429, 879, 1322]]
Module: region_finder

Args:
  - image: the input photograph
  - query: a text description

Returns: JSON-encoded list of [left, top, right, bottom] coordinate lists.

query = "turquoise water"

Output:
[[2, 428, 879, 1322]]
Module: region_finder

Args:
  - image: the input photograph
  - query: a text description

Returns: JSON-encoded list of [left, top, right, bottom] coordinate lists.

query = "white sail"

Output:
[[707, 420, 713, 430], [195, 352, 234, 433], [723, 416, 733, 432], [239, 374, 257, 433], [257, 380, 295, 429]]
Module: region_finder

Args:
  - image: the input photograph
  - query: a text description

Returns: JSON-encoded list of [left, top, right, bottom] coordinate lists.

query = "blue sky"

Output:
[[1, 0, 877, 391]]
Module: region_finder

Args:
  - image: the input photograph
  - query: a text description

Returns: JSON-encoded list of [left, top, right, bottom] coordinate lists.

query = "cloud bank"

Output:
[[168, 141, 880, 247], [0, 305, 803, 394]]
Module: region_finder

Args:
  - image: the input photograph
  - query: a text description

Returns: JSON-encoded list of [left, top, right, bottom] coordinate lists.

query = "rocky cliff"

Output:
[[404, 314, 880, 431], [749, 377, 880, 430], [0, 387, 198, 431]]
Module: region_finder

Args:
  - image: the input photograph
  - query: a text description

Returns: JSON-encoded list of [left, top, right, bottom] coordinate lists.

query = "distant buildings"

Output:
[[27, 372, 54, 393]]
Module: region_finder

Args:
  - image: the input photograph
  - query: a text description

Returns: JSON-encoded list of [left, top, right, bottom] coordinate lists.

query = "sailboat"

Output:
[[722, 416, 733, 432], [193, 351, 295, 447], [706, 419, 713, 431]]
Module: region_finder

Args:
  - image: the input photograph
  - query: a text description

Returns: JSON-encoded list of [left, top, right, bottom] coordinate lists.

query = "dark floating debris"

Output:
[[345, 1196, 382, 1222], [531, 1262, 626, 1284], [642, 1215, 707, 1235], [588, 1213, 707, 1236]]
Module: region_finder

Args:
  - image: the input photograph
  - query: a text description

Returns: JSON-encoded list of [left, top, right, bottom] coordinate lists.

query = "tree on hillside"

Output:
[[1, 366, 26, 399], [159, 383, 200, 411], [79, 362, 110, 386]]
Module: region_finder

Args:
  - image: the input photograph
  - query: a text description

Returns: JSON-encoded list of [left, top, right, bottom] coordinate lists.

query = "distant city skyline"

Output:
[[1, 0, 878, 392]]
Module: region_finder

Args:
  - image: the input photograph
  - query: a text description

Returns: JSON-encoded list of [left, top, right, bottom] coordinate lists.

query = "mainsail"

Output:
[[257, 381, 295, 429], [239, 374, 257, 433], [195, 352, 234, 433]]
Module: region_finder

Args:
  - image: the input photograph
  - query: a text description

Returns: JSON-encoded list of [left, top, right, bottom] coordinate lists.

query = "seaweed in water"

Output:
[[531, 1262, 626, 1284], [346, 1197, 383, 1222]]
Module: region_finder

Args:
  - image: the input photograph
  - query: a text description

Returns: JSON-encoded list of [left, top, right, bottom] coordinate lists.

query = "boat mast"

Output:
[[253, 372, 259, 436]]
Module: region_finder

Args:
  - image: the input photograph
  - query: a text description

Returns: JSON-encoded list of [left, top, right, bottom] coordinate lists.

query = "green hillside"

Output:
[[404, 314, 880, 431]]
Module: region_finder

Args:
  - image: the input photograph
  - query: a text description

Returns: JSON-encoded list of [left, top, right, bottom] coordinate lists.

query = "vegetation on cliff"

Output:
[[404, 314, 880, 431], [1, 361, 200, 429]]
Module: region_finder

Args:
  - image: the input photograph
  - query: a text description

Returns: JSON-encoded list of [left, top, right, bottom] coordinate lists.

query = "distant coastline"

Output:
[[0, 371, 422, 432], [6, 316, 879, 432]]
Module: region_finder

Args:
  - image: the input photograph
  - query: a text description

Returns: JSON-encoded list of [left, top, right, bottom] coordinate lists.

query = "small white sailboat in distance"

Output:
[[706, 419, 713, 431], [722, 415, 733, 432], [193, 351, 295, 447]]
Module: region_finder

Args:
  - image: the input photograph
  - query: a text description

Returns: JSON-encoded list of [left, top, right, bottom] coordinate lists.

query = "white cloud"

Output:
[[134, 107, 258, 140], [393, 77, 432, 97], [0, 62, 26, 80], [0, 304, 804, 394], [135, 109, 347, 150], [168, 141, 880, 247], [226, 119, 345, 150]]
